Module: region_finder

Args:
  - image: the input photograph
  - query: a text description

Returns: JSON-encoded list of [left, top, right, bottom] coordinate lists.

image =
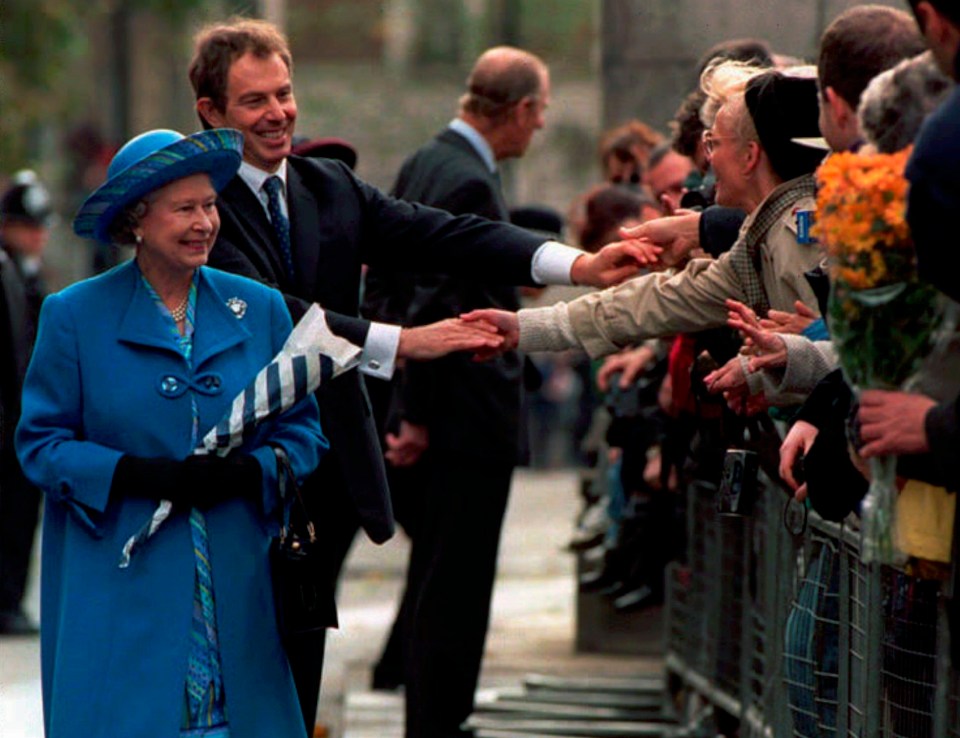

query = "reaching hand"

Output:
[[720, 383, 769, 416], [724, 300, 788, 372], [569, 240, 651, 287], [758, 300, 818, 335], [618, 211, 702, 269], [596, 345, 656, 391], [704, 356, 749, 394], [397, 317, 504, 361], [385, 420, 429, 467], [779, 420, 818, 497], [460, 308, 519, 360], [858, 389, 935, 457]]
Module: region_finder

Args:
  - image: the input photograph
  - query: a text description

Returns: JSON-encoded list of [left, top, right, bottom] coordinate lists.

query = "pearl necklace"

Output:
[[169, 295, 189, 323]]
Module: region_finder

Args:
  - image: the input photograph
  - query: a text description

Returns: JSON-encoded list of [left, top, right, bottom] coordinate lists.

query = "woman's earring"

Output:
[[135, 233, 143, 245]]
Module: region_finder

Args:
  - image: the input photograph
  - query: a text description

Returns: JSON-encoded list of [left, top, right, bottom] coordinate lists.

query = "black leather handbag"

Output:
[[270, 448, 337, 642]]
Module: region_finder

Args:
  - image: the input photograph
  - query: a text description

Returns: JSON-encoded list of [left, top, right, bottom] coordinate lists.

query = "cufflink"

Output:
[[367, 359, 381, 371]]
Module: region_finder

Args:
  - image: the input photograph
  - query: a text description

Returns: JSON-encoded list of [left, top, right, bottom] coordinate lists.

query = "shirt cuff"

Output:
[[361, 322, 400, 380], [531, 241, 581, 285]]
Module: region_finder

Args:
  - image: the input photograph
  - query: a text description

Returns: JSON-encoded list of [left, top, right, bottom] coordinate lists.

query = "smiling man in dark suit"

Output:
[[188, 19, 645, 735], [375, 46, 553, 738]]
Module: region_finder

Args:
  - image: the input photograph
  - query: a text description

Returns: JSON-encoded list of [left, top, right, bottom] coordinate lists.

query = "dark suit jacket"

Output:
[[0, 245, 32, 453], [389, 128, 524, 463], [208, 156, 545, 541]]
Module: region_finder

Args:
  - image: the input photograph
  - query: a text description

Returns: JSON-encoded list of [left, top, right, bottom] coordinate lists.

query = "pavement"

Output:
[[0, 468, 665, 738]]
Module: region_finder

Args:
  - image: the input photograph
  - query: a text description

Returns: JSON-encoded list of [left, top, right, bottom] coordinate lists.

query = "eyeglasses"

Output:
[[701, 129, 741, 156]]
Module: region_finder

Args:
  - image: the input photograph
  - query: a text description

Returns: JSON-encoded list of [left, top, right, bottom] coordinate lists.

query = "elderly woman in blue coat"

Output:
[[15, 128, 328, 738]]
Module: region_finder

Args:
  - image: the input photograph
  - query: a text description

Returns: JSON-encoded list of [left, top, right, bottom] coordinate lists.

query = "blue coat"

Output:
[[16, 260, 327, 738]]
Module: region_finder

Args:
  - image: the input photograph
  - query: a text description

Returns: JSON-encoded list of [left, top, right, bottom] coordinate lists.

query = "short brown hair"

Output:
[[189, 18, 293, 126], [459, 47, 547, 124], [817, 5, 925, 109], [670, 89, 707, 159], [598, 120, 663, 170], [571, 183, 657, 253]]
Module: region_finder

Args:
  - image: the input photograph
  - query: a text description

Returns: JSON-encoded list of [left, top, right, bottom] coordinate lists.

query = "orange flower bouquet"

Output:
[[815, 148, 941, 564]]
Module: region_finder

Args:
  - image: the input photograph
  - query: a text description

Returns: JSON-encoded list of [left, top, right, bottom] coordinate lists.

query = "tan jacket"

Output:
[[519, 181, 822, 359]]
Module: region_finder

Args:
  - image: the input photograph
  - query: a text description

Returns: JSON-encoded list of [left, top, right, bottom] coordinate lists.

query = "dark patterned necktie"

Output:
[[263, 175, 295, 279]]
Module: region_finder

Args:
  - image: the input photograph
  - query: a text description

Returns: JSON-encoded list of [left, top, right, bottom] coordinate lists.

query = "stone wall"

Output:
[[601, 0, 904, 130]]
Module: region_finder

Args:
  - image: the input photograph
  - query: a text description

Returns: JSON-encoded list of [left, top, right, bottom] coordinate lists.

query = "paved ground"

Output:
[[0, 468, 664, 737]]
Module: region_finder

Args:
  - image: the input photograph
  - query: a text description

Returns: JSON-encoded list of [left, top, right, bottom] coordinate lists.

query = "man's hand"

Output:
[[596, 345, 656, 391], [397, 317, 503, 361], [858, 389, 936, 457], [759, 300, 818, 335], [618, 211, 702, 269], [460, 308, 519, 360], [569, 241, 651, 287], [385, 420, 429, 467], [780, 419, 819, 499]]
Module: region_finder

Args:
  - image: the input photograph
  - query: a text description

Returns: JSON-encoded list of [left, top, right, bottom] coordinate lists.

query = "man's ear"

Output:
[[196, 98, 224, 128], [824, 87, 854, 130]]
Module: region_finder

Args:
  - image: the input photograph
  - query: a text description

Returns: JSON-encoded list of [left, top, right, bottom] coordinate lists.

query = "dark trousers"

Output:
[[0, 451, 41, 613], [404, 457, 514, 738], [284, 454, 361, 735], [371, 456, 428, 688]]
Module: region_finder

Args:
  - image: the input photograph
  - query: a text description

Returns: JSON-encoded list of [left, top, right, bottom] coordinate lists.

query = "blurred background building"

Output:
[[3, 0, 900, 289]]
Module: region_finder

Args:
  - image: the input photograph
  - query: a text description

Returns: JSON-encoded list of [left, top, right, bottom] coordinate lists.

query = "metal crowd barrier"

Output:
[[665, 474, 950, 737]]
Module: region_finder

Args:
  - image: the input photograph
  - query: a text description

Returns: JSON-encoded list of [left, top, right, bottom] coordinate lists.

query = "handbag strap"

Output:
[[272, 446, 316, 545]]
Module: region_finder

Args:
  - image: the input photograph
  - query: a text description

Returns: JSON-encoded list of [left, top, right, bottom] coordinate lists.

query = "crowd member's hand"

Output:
[[759, 300, 818, 335], [460, 308, 519, 360], [570, 240, 652, 287], [725, 301, 788, 372], [657, 372, 676, 417], [643, 447, 678, 491], [858, 389, 935, 457], [720, 383, 769, 416], [385, 420, 429, 467], [618, 211, 702, 269], [397, 317, 503, 361], [779, 420, 819, 501], [596, 345, 656, 391], [703, 355, 748, 394]]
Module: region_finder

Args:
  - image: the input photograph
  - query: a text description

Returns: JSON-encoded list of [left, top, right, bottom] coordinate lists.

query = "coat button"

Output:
[[161, 376, 180, 394]]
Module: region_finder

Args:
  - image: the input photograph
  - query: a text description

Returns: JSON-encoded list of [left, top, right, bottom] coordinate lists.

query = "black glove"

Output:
[[181, 454, 262, 509], [111, 454, 262, 510]]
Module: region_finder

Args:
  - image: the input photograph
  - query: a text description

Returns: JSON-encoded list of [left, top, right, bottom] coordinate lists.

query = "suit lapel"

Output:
[[286, 163, 320, 297], [218, 177, 289, 286]]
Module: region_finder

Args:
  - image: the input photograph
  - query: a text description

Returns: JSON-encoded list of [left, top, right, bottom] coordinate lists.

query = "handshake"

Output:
[[397, 236, 656, 363], [395, 310, 518, 363]]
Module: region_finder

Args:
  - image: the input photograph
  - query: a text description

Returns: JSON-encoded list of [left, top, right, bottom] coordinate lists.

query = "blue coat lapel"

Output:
[[193, 268, 253, 368], [116, 267, 185, 356], [115, 263, 252, 368]]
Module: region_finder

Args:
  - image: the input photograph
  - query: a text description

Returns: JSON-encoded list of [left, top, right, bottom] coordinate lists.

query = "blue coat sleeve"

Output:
[[15, 293, 122, 532]]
